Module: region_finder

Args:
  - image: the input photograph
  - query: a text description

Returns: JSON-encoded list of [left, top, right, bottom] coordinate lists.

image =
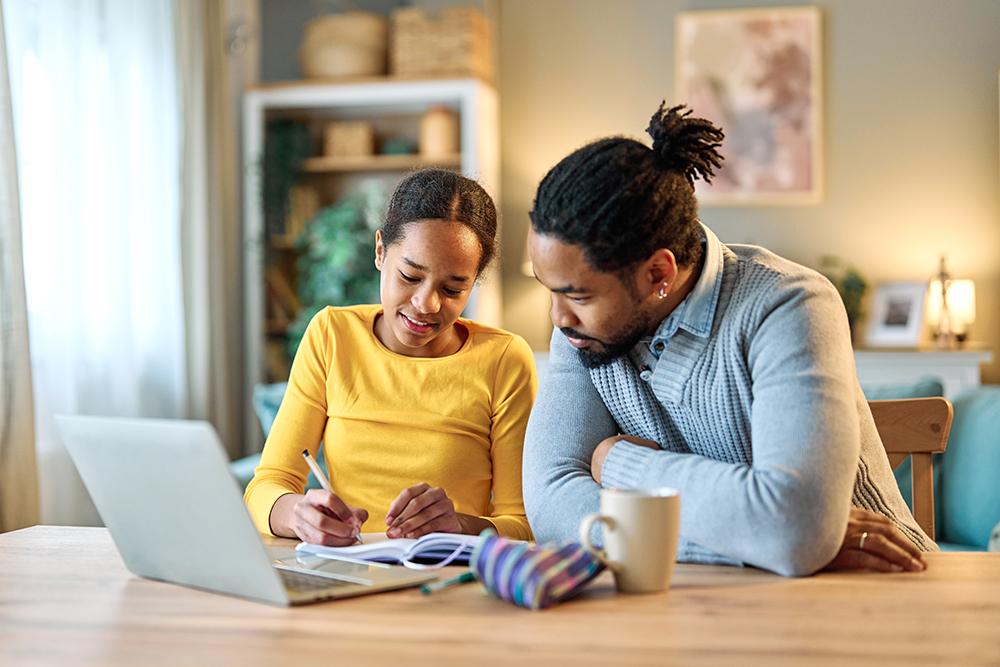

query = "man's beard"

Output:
[[560, 310, 653, 370]]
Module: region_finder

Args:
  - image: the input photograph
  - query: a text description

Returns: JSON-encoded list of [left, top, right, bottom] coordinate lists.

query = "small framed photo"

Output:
[[865, 282, 928, 348]]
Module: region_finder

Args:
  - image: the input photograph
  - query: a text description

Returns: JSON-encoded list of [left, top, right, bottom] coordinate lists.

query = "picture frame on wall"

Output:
[[675, 6, 823, 205], [865, 282, 928, 349]]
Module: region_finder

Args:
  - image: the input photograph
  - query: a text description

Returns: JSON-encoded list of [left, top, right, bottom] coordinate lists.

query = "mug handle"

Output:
[[579, 513, 615, 565]]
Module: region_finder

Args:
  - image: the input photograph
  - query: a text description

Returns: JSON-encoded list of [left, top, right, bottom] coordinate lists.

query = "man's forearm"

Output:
[[523, 332, 619, 542]]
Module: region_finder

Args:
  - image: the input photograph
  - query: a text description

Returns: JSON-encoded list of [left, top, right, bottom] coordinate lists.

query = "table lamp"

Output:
[[927, 257, 976, 346]]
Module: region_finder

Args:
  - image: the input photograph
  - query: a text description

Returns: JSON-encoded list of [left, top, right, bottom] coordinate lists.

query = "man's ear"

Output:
[[374, 230, 384, 271], [641, 248, 679, 298]]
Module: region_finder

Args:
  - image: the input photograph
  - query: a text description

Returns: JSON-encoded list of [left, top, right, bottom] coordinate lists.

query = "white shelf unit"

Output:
[[242, 77, 500, 448], [854, 347, 993, 399]]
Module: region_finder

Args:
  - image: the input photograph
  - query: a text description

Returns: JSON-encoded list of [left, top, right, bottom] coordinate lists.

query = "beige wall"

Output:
[[497, 0, 1000, 383]]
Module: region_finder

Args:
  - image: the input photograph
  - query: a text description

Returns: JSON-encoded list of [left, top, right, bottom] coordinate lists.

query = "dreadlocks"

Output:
[[530, 102, 724, 273]]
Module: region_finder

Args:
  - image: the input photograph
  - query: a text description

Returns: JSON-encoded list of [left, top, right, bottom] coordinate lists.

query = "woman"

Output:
[[245, 169, 535, 545]]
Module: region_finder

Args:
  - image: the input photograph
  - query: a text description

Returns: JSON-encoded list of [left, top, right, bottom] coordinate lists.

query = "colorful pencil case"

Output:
[[469, 530, 605, 610]]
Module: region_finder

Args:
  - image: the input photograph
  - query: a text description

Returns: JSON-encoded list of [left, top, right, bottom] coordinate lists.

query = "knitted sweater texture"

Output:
[[523, 242, 934, 576]]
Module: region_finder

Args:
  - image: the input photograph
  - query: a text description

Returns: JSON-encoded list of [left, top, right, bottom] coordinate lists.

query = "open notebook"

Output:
[[296, 532, 481, 569]]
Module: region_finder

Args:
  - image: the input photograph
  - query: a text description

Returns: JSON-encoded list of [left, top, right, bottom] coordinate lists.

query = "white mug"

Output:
[[579, 487, 681, 594]]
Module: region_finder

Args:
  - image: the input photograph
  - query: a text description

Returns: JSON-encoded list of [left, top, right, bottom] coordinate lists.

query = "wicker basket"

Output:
[[390, 6, 492, 80], [300, 12, 388, 79], [323, 121, 375, 157]]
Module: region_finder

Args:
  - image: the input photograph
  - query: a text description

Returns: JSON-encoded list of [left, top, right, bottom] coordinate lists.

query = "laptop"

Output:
[[56, 415, 436, 606]]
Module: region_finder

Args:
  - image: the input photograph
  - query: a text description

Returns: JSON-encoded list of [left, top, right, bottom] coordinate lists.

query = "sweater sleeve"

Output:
[[481, 335, 537, 540], [243, 310, 332, 535], [600, 274, 859, 576], [522, 328, 619, 543]]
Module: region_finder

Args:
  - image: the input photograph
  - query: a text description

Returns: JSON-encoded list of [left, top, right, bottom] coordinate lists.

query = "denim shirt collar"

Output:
[[644, 223, 724, 357]]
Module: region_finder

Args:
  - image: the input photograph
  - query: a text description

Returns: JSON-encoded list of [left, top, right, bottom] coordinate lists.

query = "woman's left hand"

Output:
[[385, 483, 464, 538]]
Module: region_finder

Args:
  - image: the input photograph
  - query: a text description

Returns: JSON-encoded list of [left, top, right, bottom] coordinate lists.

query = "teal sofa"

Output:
[[933, 387, 1000, 550], [865, 379, 1000, 552], [230, 382, 324, 492]]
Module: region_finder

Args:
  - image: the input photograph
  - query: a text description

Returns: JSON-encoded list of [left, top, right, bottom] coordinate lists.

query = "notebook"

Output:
[[296, 532, 481, 569]]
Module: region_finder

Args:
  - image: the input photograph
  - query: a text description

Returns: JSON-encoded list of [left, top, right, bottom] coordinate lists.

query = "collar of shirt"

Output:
[[636, 222, 725, 360]]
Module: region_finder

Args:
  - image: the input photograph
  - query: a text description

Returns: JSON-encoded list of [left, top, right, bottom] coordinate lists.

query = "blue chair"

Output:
[[230, 382, 324, 492]]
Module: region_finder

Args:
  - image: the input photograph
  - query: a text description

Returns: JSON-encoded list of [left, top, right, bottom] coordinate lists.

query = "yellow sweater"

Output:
[[244, 305, 536, 540]]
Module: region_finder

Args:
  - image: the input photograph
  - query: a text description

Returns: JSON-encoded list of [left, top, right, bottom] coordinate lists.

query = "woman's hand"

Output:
[[824, 507, 927, 573], [385, 483, 492, 538], [271, 490, 368, 546]]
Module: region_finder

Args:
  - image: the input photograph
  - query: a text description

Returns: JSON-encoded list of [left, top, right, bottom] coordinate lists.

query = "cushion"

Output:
[[937, 386, 1000, 549], [861, 377, 944, 401], [252, 382, 288, 436], [231, 382, 323, 492]]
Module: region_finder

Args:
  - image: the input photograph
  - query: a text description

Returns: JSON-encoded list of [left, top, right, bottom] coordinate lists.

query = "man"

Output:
[[523, 104, 930, 576]]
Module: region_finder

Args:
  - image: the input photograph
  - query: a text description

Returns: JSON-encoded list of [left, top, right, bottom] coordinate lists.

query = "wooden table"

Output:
[[2, 526, 999, 666]]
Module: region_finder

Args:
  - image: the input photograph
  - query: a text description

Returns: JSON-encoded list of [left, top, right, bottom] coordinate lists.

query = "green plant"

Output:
[[262, 120, 311, 237], [820, 255, 868, 337], [286, 188, 385, 358]]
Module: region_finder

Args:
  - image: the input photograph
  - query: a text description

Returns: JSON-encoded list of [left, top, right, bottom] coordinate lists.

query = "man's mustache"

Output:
[[560, 327, 601, 343]]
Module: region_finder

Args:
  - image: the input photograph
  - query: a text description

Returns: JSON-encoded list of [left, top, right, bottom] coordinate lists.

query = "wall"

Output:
[[497, 0, 1000, 382]]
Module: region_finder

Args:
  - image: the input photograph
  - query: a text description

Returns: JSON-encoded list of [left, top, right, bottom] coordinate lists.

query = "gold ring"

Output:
[[858, 531, 869, 550]]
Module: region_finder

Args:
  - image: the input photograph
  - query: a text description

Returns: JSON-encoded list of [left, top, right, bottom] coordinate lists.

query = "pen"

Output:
[[421, 571, 476, 595], [301, 449, 362, 545]]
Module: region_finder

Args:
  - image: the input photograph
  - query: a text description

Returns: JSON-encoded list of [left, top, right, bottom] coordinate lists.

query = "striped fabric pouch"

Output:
[[469, 530, 605, 610]]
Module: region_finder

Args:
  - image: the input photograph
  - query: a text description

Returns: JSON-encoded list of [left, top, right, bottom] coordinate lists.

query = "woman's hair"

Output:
[[381, 168, 498, 276], [529, 103, 724, 272]]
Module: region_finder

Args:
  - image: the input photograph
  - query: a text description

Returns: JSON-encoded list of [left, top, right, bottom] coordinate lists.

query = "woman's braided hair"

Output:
[[530, 103, 724, 272], [381, 168, 498, 277]]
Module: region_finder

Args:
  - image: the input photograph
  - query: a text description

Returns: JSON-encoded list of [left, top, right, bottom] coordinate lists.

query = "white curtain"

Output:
[[4, 0, 186, 525], [174, 0, 256, 458], [0, 2, 39, 533]]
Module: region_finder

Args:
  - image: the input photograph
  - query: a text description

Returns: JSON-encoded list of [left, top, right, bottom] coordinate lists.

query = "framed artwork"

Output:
[[675, 6, 823, 205], [865, 282, 928, 348]]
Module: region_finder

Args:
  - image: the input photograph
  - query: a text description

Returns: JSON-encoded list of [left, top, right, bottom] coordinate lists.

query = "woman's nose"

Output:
[[411, 285, 440, 314]]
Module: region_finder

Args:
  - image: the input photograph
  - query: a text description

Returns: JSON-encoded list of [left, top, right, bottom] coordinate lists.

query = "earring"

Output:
[[657, 283, 669, 300]]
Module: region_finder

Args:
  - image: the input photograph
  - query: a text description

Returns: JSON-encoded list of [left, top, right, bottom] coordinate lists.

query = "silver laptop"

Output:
[[56, 415, 436, 606]]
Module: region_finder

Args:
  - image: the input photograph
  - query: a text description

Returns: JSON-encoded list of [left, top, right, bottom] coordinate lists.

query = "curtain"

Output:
[[174, 0, 256, 458], [4, 0, 186, 525], [0, 2, 39, 533]]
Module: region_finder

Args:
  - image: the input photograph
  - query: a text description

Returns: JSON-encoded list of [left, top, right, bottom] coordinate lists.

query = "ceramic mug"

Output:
[[579, 487, 681, 593]]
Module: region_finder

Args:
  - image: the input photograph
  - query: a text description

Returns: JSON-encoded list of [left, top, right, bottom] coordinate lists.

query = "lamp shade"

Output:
[[926, 279, 976, 333]]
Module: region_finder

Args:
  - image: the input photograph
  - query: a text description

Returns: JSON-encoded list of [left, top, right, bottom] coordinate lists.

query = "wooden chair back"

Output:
[[868, 397, 953, 540]]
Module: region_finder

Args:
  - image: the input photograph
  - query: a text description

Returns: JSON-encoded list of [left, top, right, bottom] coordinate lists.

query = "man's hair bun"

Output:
[[646, 102, 725, 186]]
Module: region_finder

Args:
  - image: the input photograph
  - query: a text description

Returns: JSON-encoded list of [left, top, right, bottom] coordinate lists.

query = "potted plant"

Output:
[[820, 255, 868, 345], [286, 187, 384, 359]]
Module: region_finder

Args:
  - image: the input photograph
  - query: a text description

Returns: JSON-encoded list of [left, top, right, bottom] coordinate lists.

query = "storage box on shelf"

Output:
[[242, 77, 499, 449], [390, 7, 492, 81]]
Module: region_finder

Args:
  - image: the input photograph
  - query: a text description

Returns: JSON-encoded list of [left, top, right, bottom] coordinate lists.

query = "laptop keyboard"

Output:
[[279, 569, 354, 593]]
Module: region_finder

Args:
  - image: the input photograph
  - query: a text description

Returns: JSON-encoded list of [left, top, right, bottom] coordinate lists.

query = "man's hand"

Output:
[[824, 507, 927, 572], [591, 434, 660, 484]]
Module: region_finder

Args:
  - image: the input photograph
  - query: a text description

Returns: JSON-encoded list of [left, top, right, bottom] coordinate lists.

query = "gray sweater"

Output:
[[523, 240, 934, 577]]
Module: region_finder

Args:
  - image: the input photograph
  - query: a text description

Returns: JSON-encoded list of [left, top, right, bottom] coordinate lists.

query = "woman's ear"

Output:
[[374, 230, 384, 271]]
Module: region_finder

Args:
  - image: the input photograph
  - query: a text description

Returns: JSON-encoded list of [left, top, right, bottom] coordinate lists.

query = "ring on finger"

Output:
[[858, 531, 869, 550]]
